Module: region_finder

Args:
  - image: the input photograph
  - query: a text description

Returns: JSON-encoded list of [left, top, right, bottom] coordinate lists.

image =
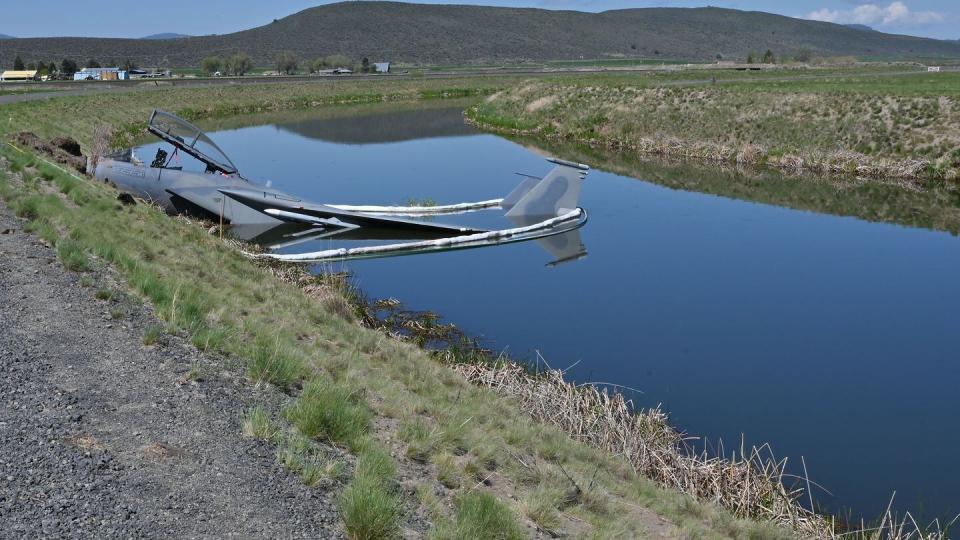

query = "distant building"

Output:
[[927, 66, 941, 72], [374, 62, 390, 73], [137, 70, 171, 79], [73, 67, 130, 81], [1, 70, 39, 81]]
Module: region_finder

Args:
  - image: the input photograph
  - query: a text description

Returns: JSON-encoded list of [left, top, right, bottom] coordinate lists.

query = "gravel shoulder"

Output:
[[0, 201, 342, 538]]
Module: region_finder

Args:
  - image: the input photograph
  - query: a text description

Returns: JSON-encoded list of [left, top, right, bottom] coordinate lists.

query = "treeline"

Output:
[[743, 48, 815, 64], [8, 54, 139, 78], [199, 53, 254, 76], [198, 51, 384, 76]]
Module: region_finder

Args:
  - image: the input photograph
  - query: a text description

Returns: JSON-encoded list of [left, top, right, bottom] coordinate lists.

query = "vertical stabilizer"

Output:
[[504, 158, 589, 219]]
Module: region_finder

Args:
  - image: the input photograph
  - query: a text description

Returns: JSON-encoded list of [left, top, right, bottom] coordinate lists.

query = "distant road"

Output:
[[0, 67, 940, 106]]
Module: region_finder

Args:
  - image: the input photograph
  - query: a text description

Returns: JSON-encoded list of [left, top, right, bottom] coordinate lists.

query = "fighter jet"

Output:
[[94, 110, 589, 263]]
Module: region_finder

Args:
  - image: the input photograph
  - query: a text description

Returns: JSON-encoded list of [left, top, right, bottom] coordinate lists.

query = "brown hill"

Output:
[[1, 2, 959, 68]]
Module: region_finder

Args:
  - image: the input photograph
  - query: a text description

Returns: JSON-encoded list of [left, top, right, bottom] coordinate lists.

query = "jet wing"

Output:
[[218, 188, 486, 235]]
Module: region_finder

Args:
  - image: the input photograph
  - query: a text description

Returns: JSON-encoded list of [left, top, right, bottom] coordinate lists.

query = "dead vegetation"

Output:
[[448, 361, 958, 540], [450, 361, 832, 537]]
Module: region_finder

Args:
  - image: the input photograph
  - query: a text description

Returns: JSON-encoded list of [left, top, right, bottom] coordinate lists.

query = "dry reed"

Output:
[[447, 361, 956, 539]]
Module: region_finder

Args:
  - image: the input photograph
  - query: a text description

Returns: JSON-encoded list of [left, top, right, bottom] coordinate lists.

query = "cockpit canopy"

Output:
[[148, 110, 238, 175]]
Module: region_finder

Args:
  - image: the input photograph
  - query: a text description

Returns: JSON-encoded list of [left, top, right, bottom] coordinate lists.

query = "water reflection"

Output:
[[518, 137, 960, 236], [277, 107, 475, 144]]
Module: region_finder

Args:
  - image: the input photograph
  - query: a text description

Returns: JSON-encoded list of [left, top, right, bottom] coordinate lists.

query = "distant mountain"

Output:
[[844, 24, 875, 32], [1, 2, 959, 68], [0, 34, 16, 39], [141, 33, 191, 40]]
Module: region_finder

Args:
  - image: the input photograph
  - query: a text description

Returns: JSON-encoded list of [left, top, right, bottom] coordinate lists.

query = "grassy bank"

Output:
[[0, 80, 811, 538], [466, 70, 960, 182]]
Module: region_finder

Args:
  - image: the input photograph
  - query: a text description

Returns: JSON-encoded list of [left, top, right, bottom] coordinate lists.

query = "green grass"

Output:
[[247, 336, 304, 389], [274, 429, 347, 487], [519, 483, 565, 534], [56, 237, 89, 271], [242, 407, 279, 441], [339, 447, 405, 540], [283, 377, 372, 449], [301, 457, 346, 487], [430, 491, 525, 540], [432, 452, 461, 489], [94, 287, 113, 300]]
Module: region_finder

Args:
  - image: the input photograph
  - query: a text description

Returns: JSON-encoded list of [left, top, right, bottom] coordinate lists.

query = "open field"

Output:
[[0, 78, 815, 539], [467, 70, 960, 182], [1, 74, 955, 538]]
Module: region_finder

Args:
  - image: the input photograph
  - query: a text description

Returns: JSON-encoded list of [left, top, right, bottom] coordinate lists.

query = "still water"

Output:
[[161, 103, 960, 520]]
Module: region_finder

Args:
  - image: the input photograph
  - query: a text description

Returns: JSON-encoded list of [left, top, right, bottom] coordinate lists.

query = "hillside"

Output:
[[1, 2, 959, 68], [141, 33, 191, 40], [0, 34, 15, 40]]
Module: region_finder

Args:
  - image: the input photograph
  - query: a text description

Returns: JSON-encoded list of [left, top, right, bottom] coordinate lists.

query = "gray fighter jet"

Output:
[[95, 110, 589, 263]]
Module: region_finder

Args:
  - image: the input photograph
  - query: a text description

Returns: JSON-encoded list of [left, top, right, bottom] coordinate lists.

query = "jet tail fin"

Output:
[[504, 158, 589, 219]]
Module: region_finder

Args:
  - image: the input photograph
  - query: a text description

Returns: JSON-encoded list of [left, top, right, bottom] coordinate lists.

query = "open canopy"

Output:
[[148, 110, 238, 175]]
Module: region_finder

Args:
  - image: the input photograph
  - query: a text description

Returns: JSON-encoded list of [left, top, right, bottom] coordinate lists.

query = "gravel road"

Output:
[[0, 202, 343, 538]]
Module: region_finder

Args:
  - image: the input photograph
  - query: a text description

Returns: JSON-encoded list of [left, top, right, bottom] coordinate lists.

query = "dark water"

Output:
[[162, 104, 960, 521]]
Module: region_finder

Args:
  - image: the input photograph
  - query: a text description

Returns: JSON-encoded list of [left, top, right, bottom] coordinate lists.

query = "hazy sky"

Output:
[[1, 0, 957, 40]]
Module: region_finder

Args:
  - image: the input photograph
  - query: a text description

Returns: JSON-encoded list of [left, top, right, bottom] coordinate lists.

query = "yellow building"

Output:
[[0, 70, 39, 81]]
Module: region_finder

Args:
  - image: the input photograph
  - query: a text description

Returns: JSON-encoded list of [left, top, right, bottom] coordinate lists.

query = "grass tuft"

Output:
[[142, 324, 164, 345], [56, 237, 90, 272], [95, 287, 114, 300], [284, 377, 371, 448], [339, 447, 404, 540], [432, 452, 461, 489], [430, 491, 525, 540], [242, 406, 279, 441], [247, 336, 304, 389], [519, 483, 564, 535], [301, 457, 346, 487]]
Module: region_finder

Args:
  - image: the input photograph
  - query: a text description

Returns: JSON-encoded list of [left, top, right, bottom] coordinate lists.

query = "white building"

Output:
[[374, 62, 390, 73], [73, 67, 129, 81], [1, 70, 39, 81]]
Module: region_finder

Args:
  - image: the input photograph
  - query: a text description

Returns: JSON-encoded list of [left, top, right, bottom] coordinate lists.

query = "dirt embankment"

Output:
[[0, 203, 343, 537]]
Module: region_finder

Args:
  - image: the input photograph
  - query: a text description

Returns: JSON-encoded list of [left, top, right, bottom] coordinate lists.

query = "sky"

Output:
[[0, 0, 957, 40]]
